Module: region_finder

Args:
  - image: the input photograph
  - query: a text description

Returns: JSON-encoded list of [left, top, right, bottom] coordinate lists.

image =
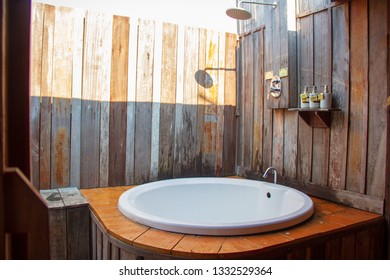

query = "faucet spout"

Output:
[[263, 167, 277, 184]]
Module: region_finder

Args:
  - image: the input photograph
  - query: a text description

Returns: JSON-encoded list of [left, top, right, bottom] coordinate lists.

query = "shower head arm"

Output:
[[238, 1, 277, 9]]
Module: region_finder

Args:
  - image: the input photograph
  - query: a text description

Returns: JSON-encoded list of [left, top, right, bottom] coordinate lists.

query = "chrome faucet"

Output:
[[263, 167, 277, 184]]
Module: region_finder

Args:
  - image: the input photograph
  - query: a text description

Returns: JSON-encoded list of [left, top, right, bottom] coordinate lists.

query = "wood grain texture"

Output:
[[109, 16, 129, 186], [158, 23, 178, 179], [39, 4, 55, 189], [366, 0, 388, 198], [329, 2, 349, 190], [51, 6, 74, 188], [346, 0, 368, 194], [134, 19, 154, 184], [297, 15, 313, 182]]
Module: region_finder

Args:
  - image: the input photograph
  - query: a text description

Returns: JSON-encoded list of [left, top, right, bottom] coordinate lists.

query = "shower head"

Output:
[[226, 1, 277, 20], [226, 7, 252, 20]]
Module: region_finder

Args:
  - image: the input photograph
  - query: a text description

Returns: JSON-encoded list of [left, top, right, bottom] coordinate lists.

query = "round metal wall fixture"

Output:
[[270, 76, 282, 98], [226, 7, 252, 20]]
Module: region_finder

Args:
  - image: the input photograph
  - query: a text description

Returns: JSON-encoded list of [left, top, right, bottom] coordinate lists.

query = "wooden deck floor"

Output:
[[81, 185, 384, 259]]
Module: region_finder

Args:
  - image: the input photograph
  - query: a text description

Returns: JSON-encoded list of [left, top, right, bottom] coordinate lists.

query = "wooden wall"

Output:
[[237, 0, 388, 215], [30, 3, 237, 189]]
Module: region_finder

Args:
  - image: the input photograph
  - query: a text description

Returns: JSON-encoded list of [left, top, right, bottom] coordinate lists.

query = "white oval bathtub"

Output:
[[118, 177, 314, 236]]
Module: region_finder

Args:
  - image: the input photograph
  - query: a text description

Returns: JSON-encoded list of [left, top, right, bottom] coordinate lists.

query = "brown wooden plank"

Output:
[[242, 34, 253, 170], [222, 33, 237, 176], [175, 27, 199, 177], [235, 39, 244, 170], [272, 110, 284, 175], [70, 8, 84, 188], [4, 169, 50, 259], [98, 16, 113, 188], [284, 111, 298, 178], [172, 235, 224, 259], [346, 0, 368, 194], [158, 23, 178, 179], [80, 11, 112, 188], [329, 2, 349, 190], [51, 6, 74, 189], [108, 16, 129, 186], [134, 19, 154, 184], [39, 4, 55, 189], [125, 18, 138, 185], [312, 10, 331, 187], [366, 0, 388, 198], [202, 30, 219, 175], [133, 228, 184, 256], [297, 15, 313, 181], [30, 2, 44, 189], [196, 28, 207, 175], [216, 32, 225, 176], [66, 207, 90, 259], [251, 30, 263, 173]]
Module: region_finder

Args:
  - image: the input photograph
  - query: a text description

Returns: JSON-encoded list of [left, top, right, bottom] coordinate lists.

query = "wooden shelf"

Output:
[[288, 108, 341, 128]]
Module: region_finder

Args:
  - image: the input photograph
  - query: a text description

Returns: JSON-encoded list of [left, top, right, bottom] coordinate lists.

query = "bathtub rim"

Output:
[[118, 177, 314, 236]]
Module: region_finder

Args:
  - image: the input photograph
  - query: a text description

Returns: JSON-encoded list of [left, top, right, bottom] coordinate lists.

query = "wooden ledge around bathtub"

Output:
[[80, 186, 384, 259]]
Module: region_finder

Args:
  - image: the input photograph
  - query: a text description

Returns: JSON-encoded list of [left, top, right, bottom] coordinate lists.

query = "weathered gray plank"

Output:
[[158, 23, 178, 180], [366, 0, 388, 198], [176, 27, 199, 177], [242, 33, 253, 170], [39, 4, 55, 189], [329, 2, 349, 190], [109, 16, 129, 186], [297, 15, 314, 181], [30, 3, 44, 189], [70, 8, 84, 188], [80, 11, 112, 188], [312, 10, 331, 186], [222, 33, 237, 176], [134, 19, 155, 184]]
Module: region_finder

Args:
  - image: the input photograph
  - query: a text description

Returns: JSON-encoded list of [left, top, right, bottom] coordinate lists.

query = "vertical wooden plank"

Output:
[[202, 30, 219, 175], [39, 4, 55, 189], [284, 111, 298, 178], [329, 3, 349, 190], [196, 28, 207, 175], [355, 229, 371, 259], [243, 34, 253, 170], [30, 2, 44, 188], [150, 22, 163, 181], [236, 38, 244, 170], [80, 11, 112, 188], [216, 32, 225, 176], [98, 15, 113, 188], [297, 15, 313, 181], [134, 19, 155, 184], [176, 27, 199, 177], [51, 6, 74, 189], [340, 233, 356, 259], [158, 23, 178, 180], [66, 207, 90, 259], [272, 110, 284, 174], [252, 30, 263, 173], [70, 8, 84, 188], [366, 0, 388, 198], [222, 33, 237, 176], [108, 16, 129, 186], [125, 18, 138, 185], [347, 0, 368, 194], [173, 25, 185, 178], [312, 10, 331, 186]]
